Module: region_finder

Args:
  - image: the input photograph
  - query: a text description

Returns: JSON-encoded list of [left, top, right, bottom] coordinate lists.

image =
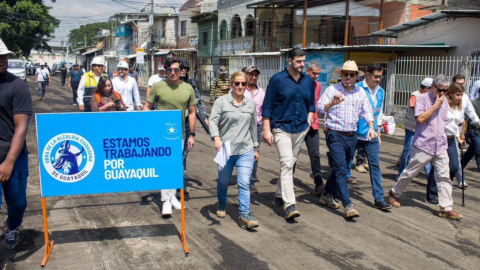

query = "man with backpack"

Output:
[[34, 63, 51, 101]]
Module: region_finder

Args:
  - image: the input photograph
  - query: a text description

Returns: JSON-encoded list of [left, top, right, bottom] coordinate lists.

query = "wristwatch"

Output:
[[189, 132, 196, 137]]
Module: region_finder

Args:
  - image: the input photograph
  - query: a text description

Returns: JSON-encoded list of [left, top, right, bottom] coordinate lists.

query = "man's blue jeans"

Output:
[[398, 129, 415, 177], [324, 130, 356, 208], [357, 138, 385, 202], [0, 150, 29, 230], [217, 149, 254, 216], [463, 129, 480, 172]]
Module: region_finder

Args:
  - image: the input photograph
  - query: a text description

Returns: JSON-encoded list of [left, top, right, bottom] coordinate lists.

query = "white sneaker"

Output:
[[162, 201, 172, 215], [171, 197, 182, 210]]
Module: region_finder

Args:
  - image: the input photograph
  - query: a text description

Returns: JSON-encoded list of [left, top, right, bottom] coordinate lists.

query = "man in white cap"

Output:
[[146, 64, 166, 99], [77, 56, 108, 112], [34, 62, 51, 100], [317, 60, 376, 219], [0, 39, 33, 249], [112, 61, 142, 111]]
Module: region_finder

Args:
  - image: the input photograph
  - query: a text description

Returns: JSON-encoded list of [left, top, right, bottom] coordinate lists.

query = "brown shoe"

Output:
[[439, 210, 463, 220], [389, 190, 401, 207], [355, 165, 368, 173]]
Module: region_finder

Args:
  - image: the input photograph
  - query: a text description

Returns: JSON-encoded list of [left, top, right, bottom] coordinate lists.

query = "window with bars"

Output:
[[180, 20, 187, 37], [202, 32, 208, 46]]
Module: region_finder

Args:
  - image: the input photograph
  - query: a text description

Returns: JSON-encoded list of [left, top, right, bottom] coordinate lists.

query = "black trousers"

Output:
[[71, 82, 79, 104], [61, 73, 66, 85], [293, 127, 324, 186]]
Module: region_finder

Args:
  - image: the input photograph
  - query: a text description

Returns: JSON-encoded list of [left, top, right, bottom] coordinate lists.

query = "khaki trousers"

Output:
[[392, 146, 453, 211], [273, 128, 308, 208]]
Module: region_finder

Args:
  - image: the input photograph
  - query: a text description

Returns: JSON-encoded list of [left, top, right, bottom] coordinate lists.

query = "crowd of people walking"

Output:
[[1, 34, 479, 251]]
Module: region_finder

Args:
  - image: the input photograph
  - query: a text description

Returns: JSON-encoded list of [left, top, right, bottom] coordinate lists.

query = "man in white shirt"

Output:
[[112, 61, 142, 111], [146, 65, 166, 99], [34, 63, 51, 100]]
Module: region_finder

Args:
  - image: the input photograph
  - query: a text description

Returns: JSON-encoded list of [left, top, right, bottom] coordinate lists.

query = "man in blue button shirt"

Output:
[[262, 48, 315, 220]]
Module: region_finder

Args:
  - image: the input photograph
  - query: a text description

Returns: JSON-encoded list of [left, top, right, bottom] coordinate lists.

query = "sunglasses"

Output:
[[167, 68, 180, 73], [434, 84, 448, 92], [342, 72, 357, 78], [117, 69, 127, 72], [233, 82, 247, 87]]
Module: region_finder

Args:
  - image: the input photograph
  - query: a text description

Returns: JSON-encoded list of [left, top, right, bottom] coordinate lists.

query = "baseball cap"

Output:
[[158, 65, 165, 71], [421, 78, 433, 87], [245, 65, 260, 75]]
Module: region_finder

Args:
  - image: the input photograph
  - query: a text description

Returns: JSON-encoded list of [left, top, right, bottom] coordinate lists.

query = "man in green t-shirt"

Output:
[[143, 57, 196, 216]]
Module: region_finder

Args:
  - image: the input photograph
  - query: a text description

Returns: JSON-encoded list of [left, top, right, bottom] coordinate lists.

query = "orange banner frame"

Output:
[[40, 189, 189, 268]]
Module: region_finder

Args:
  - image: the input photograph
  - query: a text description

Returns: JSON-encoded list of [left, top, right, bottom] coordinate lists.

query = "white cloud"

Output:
[[47, 0, 185, 41]]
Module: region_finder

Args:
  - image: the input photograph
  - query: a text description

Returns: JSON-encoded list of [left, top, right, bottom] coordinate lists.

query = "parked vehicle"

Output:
[[52, 63, 60, 75], [8, 59, 26, 81]]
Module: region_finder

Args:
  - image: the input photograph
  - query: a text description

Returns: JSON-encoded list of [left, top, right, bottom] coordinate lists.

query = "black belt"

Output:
[[447, 135, 455, 140]]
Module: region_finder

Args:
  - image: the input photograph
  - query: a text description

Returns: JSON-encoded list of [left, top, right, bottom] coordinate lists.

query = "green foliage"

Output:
[[0, 0, 59, 57], [69, 22, 111, 49]]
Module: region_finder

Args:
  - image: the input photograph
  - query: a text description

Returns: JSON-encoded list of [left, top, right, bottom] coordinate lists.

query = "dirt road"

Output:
[[1, 75, 479, 270]]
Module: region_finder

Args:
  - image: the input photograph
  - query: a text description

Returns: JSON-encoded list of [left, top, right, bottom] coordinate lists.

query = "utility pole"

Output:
[[66, 26, 69, 64], [149, 0, 154, 76]]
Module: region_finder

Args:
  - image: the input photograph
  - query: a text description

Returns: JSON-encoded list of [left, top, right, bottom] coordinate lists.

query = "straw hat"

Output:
[[334, 60, 364, 76], [0, 39, 16, 57]]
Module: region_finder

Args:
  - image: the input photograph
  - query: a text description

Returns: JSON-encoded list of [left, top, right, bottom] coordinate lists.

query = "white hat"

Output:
[[158, 65, 165, 71], [91, 56, 105, 66], [334, 60, 364, 77], [117, 61, 129, 69], [421, 78, 433, 87], [0, 39, 15, 57]]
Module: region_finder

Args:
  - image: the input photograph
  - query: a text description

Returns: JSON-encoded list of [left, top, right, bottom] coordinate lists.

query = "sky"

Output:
[[47, 0, 184, 43]]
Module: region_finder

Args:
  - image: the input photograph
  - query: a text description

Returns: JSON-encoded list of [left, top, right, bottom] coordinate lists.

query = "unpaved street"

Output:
[[0, 76, 479, 270]]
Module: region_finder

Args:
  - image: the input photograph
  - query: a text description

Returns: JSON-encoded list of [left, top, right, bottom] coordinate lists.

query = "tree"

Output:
[[69, 22, 111, 49], [0, 0, 59, 57]]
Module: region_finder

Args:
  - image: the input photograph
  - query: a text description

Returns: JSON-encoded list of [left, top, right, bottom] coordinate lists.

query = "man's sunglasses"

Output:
[[342, 72, 357, 78], [233, 82, 247, 87], [167, 68, 180, 73], [117, 69, 127, 72], [434, 84, 448, 92]]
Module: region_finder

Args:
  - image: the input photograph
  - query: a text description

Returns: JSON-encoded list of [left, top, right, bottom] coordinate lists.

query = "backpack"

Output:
[[94, 91, 121, 105]]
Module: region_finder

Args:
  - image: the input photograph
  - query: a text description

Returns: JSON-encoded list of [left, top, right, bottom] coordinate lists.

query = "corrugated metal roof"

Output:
[[229, 52, 281, 57], [279, 44, 455, 52], [370, 10, 480, 37]]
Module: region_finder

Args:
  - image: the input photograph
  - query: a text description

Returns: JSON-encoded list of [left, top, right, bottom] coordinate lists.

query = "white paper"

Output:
[[214, 141, 231, 172]]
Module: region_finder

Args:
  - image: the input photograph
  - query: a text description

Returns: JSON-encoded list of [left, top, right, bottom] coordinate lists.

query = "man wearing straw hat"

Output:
[[0, 39, 33, 249], [317, 60, 376, 219]]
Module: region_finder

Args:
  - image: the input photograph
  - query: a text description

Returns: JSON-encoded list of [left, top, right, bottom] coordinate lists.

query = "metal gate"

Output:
[[387, 55, 480, 120]]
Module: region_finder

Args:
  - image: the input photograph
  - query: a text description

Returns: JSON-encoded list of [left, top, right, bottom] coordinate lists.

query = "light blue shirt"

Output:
[[470, 80, 480, 100]]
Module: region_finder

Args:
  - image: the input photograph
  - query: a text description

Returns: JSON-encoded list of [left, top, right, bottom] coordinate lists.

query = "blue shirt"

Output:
[[69, 70, 83, 82], [262, 69, 316, 134]]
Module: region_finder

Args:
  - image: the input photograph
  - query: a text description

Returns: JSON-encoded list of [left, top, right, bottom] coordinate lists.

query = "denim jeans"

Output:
[[324, 130, 357, 208], [250, 124, 263, 183], [0, 150, 29, 230], [357, 138, 385, 202], [463, 129, 480, 172], [37, 82, 46, 98], [425, 162, 438, 201], [217, 149, 254, 216], [398, 129, 415, 177]]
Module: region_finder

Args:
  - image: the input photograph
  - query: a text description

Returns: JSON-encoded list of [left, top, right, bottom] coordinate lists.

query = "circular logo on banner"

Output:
[[42, 133, 95, 183]]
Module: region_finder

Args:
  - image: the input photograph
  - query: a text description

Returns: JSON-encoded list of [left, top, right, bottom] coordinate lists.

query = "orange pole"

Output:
[[179, 189, 189, 256], [379, 0, 384, 45], [302, 0, 308, 48], [344, 0, 350, 45], [41, 197, 55, 268]]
